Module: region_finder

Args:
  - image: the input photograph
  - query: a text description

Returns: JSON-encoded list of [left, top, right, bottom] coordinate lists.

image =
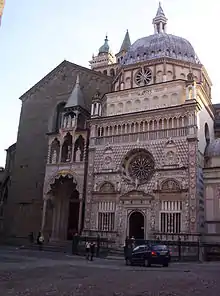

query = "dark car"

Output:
[[126, 244, 171, 267]]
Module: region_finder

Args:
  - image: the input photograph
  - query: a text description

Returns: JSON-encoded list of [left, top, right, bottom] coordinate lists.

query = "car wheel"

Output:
[[144, 259, 151, 267], [163, 262, 169, 267]]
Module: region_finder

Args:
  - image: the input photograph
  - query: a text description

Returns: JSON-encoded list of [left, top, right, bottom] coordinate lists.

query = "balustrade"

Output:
[[93, 127, 191, 146]]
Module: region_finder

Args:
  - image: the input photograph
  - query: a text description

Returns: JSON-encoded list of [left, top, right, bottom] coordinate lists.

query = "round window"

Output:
[[135, 68, 152, 86]]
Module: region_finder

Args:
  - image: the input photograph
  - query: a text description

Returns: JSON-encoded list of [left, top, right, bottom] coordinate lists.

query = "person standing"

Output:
[[72, 232, 80, 255], [96, 235, 100, 258]]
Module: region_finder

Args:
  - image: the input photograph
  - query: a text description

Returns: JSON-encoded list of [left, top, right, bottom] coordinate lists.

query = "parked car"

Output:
[[126, 244, 171, 267]]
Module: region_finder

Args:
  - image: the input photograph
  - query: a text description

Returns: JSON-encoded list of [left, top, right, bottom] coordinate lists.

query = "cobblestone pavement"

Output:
[[0, 248, 220, 295]]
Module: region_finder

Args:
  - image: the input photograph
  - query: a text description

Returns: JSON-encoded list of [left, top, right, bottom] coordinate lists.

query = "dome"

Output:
[[122, 33, 200, 65], [205, 139, 220, 157], [99, 36, 110, 54]]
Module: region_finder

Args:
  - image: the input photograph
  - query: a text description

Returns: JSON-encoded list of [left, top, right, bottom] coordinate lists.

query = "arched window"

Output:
[[61, 133, 72, 162], [48, 102, 66, 133], [110, 68, 115, 77], [55, 102, 66, 131], [77, 114, 85, 129]]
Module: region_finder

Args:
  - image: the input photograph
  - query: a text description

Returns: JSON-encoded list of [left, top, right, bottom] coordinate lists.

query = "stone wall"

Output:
[[4, 61, 112, 237]]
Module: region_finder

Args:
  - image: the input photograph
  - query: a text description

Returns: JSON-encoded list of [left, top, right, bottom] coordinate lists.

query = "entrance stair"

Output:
[[22, 241, 72, 253]]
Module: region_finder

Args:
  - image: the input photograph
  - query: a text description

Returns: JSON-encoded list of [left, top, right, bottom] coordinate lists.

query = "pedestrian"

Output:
[[28, 232, 34, 245], [90, 242, 95, 261], [96, 235, 100, 257], [37, 231, 44, 251], [72, 232, 80, 255], [85, 241, 90, 260], [123, 236, 129, 262]]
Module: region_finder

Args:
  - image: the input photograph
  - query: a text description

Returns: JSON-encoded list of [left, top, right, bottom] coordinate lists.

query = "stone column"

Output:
[[41, 199, 47, 233], [159, 22, 163, 33], [78, 194, 83, 233]]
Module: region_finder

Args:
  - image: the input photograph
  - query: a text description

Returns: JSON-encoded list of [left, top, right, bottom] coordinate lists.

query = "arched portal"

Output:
[[129, 211, 145, 239], [48, 175, 81, 241]]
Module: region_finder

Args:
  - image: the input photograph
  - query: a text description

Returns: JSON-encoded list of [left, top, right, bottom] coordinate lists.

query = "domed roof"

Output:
[[121, 3, 200, 66], [205, 139, 220, 157], [122, 33, 199, 65], [99, 36, 110, 54]]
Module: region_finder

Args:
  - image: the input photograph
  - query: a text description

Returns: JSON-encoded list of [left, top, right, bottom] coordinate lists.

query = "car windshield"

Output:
[[152, 245, 168, 251], [133, 245, 146, 252]]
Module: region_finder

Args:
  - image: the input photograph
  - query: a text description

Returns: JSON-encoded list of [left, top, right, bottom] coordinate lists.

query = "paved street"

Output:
[[0, 247, 220, 295]]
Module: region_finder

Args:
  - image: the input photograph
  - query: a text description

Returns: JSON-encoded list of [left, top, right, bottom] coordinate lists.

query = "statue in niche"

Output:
[[63, 117, 67, 128], [67, 115, 72, 128], [117, 182, 121, 191], [93, 183, 97, 191], [154, 179, 159, 190], [134, 178, 139, 190], [166, 151, 175, 165], [51, 150, 57, 164], [75, 148, 81, 162], [66, 146, 72, 162]]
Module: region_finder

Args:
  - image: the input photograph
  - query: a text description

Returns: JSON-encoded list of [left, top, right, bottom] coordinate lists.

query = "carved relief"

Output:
[[161, 138, 181, 168], [102, 147, 116, 170], [99, 182, 115, 193], [161, 179, 181, 192]]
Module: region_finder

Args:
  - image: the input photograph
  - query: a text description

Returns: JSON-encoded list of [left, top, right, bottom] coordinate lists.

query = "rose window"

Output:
[[122, 149, 155, 185], [135, 68, 152, 86]]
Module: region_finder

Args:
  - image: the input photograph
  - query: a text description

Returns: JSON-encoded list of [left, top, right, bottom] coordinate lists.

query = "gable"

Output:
[[19, 60, 112, 103]]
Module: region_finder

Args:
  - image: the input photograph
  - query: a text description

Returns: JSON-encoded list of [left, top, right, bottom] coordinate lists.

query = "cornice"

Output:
[[121, 57, 202, 72]]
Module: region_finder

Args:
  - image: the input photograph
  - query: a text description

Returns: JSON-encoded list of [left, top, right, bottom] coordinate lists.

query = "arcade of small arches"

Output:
[[48, 134, 85, 164], [95, 115, 189, 138]]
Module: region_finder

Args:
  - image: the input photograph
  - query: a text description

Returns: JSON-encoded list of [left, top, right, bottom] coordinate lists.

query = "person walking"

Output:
[[90, 242, 96, 261], [37, 231, 44, 251], [28, 232, 34, 246], [85, 241, 90, 260]]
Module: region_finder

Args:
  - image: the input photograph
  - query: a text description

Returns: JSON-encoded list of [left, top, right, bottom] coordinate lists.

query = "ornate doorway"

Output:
[[129, 211, 145, 239], [49, 175, 80, 241]]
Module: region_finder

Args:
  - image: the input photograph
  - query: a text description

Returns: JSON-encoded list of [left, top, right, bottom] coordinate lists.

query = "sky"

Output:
[[0, 0, 220, 167]]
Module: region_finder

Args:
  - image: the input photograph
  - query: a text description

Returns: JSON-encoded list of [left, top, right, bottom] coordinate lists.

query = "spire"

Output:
[[156, 2, 165, 17], [98, 35, 110, 54], [153, 2, 168, 34], [65, 74, 86, 110], [119, 30, 131, 52]]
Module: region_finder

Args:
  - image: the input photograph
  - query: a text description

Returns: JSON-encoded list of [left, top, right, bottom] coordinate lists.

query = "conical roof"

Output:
[[119, 30, 131, 52], [65, 74, 86, 110], [156, 2, 165, 17]]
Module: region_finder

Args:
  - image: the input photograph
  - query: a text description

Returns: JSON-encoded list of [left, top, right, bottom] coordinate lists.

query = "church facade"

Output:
[[1, 3, 220, 246]]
